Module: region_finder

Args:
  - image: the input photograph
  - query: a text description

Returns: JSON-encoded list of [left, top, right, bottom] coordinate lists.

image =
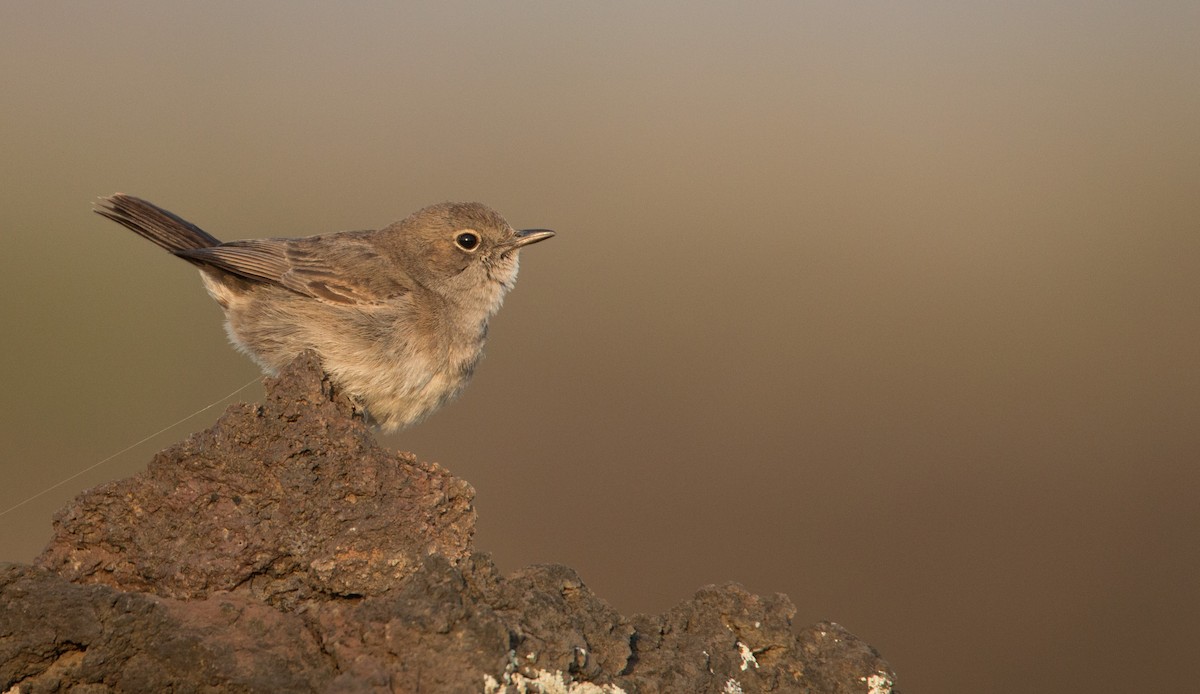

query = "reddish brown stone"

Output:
[[2, 352, 898, 693]]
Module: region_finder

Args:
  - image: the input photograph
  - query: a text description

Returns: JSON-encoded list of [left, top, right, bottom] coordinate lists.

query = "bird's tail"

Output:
[[94, 193, 222, 252]]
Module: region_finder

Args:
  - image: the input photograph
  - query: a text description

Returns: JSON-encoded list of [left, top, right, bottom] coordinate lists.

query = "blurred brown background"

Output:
[[2, 3, 1197, 692]]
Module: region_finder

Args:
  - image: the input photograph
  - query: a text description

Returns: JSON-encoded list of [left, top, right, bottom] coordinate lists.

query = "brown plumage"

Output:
[[95, 193, 554, 430]]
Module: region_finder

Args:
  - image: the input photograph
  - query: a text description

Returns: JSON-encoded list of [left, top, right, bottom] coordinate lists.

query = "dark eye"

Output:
[[455, 232, 480, 251]]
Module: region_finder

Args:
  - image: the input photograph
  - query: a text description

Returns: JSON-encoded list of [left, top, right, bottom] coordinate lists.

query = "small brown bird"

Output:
[[95, 194, 554, 431]]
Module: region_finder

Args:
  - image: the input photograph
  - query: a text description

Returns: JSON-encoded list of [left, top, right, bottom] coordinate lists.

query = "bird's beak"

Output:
[[501, 228, 555, 255]]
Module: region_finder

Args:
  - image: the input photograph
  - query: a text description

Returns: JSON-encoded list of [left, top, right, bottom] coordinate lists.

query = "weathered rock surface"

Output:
[[1, 352, 897, 693]]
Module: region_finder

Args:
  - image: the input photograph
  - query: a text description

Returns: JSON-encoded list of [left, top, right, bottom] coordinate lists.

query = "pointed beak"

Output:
[[501, 228, 555, 255]]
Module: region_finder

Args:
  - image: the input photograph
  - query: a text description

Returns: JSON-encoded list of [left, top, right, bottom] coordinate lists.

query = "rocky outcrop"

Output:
[[1, 352, 897, 693]]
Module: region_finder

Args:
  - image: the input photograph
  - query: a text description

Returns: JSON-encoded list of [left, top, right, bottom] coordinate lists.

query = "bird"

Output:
[[94, 194, 554, 431]]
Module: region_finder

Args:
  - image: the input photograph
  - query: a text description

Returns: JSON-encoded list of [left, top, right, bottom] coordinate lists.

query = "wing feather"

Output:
[[176, 234, 410, 305]]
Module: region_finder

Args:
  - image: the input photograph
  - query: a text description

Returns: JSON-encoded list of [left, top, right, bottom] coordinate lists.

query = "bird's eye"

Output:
[[455, 232, 480, 251]]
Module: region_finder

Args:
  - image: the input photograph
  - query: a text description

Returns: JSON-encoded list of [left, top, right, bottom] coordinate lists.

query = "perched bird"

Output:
[[95, 194, 554, 431]]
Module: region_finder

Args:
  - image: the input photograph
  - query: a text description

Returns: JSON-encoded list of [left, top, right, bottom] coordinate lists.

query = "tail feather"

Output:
[[94, 193, 222, 252]]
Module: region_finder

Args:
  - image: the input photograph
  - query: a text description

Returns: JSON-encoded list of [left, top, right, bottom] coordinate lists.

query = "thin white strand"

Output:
[[0, 377, 259, 519]]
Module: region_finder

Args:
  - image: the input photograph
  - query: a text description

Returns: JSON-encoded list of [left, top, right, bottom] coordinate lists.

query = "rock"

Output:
[[0, 564, 332, 692], [2, 352, 898, 693]]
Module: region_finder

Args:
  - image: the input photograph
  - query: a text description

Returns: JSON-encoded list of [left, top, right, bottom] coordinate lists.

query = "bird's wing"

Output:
[[175, 233, 411, 305]]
